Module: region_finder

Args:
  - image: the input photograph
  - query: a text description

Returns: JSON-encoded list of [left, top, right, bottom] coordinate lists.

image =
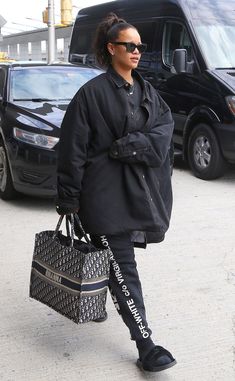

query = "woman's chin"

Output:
[[130, 63, 139, 70]]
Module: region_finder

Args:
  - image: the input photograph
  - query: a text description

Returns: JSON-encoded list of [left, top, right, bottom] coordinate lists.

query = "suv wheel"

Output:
[[188, 123, 226, 180], [0, 141, 18, 200]]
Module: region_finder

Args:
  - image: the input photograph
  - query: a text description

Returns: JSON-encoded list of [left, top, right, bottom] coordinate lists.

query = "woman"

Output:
[[56, 13, 176, 373]]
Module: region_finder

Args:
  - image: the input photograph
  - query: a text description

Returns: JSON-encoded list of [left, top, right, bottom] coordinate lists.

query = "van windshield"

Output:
[[193, 20, 235, 69]]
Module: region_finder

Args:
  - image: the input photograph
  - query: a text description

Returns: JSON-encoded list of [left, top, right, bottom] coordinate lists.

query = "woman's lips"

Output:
[[130, 57, 139, 63]]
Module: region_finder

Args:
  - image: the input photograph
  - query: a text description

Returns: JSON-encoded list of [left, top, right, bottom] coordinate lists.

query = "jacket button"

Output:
[[133, 151, 137, 155], [113, 151, 118, 156]]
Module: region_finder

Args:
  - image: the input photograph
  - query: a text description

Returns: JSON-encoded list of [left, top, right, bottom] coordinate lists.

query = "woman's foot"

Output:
[[137, 345, 176, 372]]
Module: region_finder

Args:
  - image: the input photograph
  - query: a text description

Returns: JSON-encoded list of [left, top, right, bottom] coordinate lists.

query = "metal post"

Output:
[[48, 0, 55, 64]]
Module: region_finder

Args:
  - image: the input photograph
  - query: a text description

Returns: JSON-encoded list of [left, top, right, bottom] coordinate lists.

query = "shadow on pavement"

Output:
[[173, 156, 235, 182]]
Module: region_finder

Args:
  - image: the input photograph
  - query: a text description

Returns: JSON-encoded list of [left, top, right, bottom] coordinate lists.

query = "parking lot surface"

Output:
[[0, 162, 235, 381]]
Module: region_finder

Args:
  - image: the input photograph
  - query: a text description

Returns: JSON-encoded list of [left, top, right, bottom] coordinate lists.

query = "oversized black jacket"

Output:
[[57, 67, 174, 244]]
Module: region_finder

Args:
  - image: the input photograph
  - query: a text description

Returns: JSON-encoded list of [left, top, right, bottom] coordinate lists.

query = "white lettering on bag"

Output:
[[45, 269, 62, 284]]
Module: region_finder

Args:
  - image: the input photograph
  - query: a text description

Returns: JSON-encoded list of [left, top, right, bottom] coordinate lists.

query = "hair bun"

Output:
[[106, 12, 126, 30], [93, 12, 135, 67]]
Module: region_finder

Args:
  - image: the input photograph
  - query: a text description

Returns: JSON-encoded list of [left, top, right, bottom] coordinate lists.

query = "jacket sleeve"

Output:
[[109, 94, 174, 167], [56, 91, 90, 212]]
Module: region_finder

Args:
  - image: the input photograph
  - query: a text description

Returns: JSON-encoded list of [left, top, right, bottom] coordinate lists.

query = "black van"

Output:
[[69, 0, 235, 180]]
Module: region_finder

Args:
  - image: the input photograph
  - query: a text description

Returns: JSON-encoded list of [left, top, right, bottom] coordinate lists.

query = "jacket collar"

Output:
[[107, 65, 153, 104]]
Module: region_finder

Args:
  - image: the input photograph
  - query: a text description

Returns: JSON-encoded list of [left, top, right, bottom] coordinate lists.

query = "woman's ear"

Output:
[[107, 42, 115, 56]]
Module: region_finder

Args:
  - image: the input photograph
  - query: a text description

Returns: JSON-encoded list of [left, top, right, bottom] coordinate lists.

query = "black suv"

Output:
[[0, 62, 102, 199]]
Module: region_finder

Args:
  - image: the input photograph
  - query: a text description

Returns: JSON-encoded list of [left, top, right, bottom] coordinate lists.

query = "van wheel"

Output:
[[0, 141, 18, 200], [188, 123, 226, 180]]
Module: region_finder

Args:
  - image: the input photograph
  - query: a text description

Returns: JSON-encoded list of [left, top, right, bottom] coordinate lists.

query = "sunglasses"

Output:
[[110, 42, 147, 54]]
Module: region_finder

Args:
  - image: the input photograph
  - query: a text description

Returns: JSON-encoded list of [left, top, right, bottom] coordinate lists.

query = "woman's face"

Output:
[[108, 27, 143, 71]]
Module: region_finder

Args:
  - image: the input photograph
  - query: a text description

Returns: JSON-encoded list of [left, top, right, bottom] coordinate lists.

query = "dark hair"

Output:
[[93, 12, 137, 67]]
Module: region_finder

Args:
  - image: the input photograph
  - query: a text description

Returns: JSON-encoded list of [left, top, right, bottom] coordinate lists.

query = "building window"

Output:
[[41, 40, 47, 53], [57, 38, 64, 53]]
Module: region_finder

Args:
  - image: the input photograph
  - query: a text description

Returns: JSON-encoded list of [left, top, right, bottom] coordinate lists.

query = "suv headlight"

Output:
[[13, 127, 59, 149], [226, 95, 235, 116]]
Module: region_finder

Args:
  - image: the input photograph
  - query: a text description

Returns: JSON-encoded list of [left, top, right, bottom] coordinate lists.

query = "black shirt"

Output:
[[108, 66, 148, 134]]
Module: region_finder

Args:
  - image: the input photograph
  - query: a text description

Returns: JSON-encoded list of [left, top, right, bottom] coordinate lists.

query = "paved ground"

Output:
[[0, 161, 235, 381]]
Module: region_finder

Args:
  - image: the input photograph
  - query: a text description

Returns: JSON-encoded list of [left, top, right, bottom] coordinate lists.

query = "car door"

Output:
[[157, 21, 198, 149]]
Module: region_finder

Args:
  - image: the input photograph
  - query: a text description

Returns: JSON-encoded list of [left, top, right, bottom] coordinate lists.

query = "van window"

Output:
[[134, 21, 158, 71], [193, 20, 235, 69], [75, 22, 157, 54], [134, 22, 156, 51], [163, 22, 193, 66], [74, 27, 94, 54]]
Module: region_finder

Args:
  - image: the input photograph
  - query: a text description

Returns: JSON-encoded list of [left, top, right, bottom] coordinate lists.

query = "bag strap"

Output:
[[68, 213, 75, 247], [52, 214, 75, 247], [53, 215, 64, 237], [73, 214, 90, 244], [52, 214, 90, 247]]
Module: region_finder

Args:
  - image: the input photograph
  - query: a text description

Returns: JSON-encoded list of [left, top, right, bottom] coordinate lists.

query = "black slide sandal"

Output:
[[136, 345, 177, 372]]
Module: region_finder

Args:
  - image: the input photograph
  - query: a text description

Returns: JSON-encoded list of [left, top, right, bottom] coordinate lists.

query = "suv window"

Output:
[[163, 22, 193, 66]]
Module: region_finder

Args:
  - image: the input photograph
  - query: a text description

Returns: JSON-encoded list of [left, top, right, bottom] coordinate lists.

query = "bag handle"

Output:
[[73, 214, 90, 244], [52, 214, 74, 247], [52, 214, 90, 247], [53, 215, 64, 237]]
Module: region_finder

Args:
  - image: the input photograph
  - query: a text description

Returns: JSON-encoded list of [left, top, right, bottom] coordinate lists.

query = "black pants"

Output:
[[91, 233, 152, 341]]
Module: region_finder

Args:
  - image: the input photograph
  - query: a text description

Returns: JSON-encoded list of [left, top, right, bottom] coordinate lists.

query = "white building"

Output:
[[0, 25, 73, 62]]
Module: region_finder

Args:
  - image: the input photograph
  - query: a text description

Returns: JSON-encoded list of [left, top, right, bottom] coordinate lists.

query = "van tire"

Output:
[[188, 123, 226, 180], [0, 140, 18, 200]]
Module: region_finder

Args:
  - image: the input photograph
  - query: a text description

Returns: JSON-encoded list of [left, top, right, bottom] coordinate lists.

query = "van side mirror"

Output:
[[171, 49, 187, 74]]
